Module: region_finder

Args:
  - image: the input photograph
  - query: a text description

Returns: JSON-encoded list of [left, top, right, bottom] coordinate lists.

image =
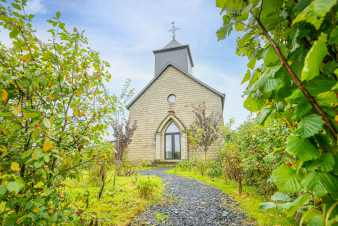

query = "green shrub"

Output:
[[176, 160, 195, 171], [222, 119, 289, 196], [206, 160, 223, 178], [136, 176, 161, 198], [196, 161, 209, 176]]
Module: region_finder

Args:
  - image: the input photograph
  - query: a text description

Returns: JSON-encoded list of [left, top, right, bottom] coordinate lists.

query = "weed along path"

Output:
[[131, 168, 254, 226]]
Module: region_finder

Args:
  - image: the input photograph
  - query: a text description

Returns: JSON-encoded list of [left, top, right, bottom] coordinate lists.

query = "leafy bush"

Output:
[[206, 160, 223, 178], [65, 171, 163, 225], [176, 160, 195, 171], [222, 144, 244, 194], [0, 1, 113, 224], [136, 176, 162, 199], [234, 120, 289, 195]]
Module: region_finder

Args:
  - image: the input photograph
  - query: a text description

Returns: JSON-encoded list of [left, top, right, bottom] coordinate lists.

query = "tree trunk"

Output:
[[98, 163, 105, 200], [238, 176, 242, 195]]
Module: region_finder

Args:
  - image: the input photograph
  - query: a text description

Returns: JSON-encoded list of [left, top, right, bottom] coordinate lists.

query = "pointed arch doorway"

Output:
[[164, 122, 181, 160], [155, 114, 188, 161]]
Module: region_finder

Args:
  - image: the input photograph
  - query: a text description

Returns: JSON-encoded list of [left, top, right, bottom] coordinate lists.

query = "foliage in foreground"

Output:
[[222, 119, 290, 196], [216, 0, 338, 225], [0, 1, 114, 224], [168, 166, 295, 226], [65, 170, 163, 225]]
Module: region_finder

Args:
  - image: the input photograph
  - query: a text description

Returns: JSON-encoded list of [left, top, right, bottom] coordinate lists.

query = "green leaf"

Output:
[[293, 0, 336, 29], [216, 0, 245, 10], [296, 114, 324, 138], [235, 23, 245, 31], [256, 107, 271, 124], [329, 25, 338, 45], [259, 202, 277, 209], [260, 0, 283, 29], [319, 153, 335, 172], [306, 79, 336, 96], [264, 46, 279, 66], [9, 29, 19, 38], [241, 70, 251, 84], [6, 180, 24, 193], [286, 135, 319, 161], [308, 153, 335, 173], [243, 94, 263, 112], [301, 33, 328, 81], [293, 99, 312, 120], [0, 185, 6, 197], [301, 208, 324, 226], [280, 194, 311, 217], [264, 78, 283, 93], [302, 172, 338, 197], [55, 11, 61, 19], [316, 91, 337, 107], [216, 16, 232, 40], [271, 192, 291, 202], [271, 164, 301, 193], [216, 0, 226, 8], [247, 58, 256, 70]]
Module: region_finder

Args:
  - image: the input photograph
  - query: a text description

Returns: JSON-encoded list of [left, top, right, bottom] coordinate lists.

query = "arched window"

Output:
[[165, 122, 181, 160], [166, 122, 179, 133]]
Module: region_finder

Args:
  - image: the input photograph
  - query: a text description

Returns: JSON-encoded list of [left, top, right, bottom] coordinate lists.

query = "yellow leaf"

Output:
[[43, 139, 54, 152], [0, 145, 7, 154], [75, 89, 81, 96], [20, 54, 31, 63], [10, 162, 20, 173], [335, 115, 338, 123], [2, 89, 8, 104], [33, 207, 40, 213], [34, 181, 44, 189]]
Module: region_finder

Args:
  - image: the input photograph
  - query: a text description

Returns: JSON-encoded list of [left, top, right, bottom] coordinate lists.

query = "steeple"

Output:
[[153, 22, 194, 76]]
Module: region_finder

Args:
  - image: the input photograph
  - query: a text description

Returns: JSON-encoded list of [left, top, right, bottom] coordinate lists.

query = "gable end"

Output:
[[127, 64, 225, 109]]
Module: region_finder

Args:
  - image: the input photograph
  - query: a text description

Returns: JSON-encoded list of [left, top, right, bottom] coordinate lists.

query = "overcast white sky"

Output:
[[0, 0, 251, 127]]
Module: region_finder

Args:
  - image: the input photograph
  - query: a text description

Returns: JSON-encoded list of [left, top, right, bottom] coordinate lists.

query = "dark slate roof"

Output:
[[163, 39, 182, 49], [126, 63, 225, 110]]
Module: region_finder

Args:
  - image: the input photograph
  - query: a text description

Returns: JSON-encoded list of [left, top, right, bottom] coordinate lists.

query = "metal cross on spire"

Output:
[[168, 21, 180, 40]]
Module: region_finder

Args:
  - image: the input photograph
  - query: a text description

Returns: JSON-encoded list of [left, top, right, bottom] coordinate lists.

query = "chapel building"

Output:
[[126, 33, 225, 162]]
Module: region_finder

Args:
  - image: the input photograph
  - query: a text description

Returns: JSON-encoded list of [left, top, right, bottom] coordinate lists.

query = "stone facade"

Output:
[[127, 65, 224, 162]]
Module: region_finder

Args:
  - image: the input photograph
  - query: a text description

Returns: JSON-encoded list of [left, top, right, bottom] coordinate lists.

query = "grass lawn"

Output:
[[166, 168, 295, 226], [64, 170, 163, 225]]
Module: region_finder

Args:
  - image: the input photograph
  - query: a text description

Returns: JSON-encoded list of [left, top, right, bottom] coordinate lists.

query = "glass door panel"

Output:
[[165, 134, 172, 159], [174, 134, 181, 159]]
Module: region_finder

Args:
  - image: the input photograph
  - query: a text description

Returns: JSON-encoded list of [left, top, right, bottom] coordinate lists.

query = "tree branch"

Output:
[[252, 13, 337, 140]]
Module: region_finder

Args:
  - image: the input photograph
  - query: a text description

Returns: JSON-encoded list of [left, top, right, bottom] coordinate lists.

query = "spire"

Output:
[[153, 22, 194, 75], [163, 22, 182, 49]]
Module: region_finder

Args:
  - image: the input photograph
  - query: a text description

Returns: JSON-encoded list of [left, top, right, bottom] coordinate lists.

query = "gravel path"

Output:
[[131, 168, 254, 226]]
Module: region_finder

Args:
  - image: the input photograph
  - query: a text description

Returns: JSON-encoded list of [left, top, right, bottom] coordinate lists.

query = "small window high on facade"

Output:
[[167, 94, 176, 104]]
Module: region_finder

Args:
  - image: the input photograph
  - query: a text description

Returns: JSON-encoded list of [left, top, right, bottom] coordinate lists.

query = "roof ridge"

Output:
[[126, 63, 225, 109]]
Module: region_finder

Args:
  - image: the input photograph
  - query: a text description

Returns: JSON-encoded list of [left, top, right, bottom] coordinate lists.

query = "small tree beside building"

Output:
[[188, 103, 222, 161]]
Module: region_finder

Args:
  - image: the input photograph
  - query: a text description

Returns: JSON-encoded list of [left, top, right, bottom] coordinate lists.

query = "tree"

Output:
[[188, 103, 222, 161], [109, 79, 136, 175], [216, 0, 337, 224], [0, 0, 113, 224], [223, 143, 244, 194], [222, 118, 290, 196]]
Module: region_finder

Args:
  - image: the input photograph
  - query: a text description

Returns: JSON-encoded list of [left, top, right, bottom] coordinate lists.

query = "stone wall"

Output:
[[127, 66, 224, 162]]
